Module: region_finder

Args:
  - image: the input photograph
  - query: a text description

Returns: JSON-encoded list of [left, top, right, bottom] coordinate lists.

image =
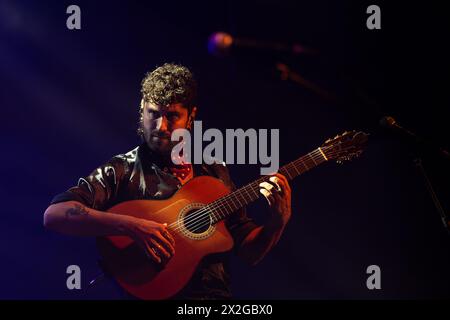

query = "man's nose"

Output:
[[159, 115, 169, 132]]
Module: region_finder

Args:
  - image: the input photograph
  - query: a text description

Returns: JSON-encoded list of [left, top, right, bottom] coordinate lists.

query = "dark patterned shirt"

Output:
[[50, 143, 258, 299]]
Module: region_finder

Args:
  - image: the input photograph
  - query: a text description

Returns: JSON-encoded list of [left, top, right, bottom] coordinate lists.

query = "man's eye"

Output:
[[147, 109, 159, 116], [167, 113, 179, 120]]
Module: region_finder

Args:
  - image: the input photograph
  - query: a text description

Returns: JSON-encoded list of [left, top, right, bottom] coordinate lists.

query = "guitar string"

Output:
[[170, 147, 342, 235], [180, 149, 336, 235], [172, 143, 349, 233], [172, 147, 350, 235], [171, 149, 326, 234], [168, 147, 345, 235], [168, 148, 326, 233]]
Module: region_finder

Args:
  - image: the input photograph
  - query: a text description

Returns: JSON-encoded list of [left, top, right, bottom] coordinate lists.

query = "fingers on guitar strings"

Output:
[[150, 237, 172, 258], [143, 240, 162, 263], [273, 173, 292, 194], [269, 176, 282, 193], [259, 181, 276, 206], [162, 229, 176, 246], [161, 222, 176, 246]]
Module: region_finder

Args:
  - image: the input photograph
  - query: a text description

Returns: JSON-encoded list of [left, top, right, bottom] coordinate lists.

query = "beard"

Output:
[[148, 133, 171, 153], [142, 127, 178, 157]]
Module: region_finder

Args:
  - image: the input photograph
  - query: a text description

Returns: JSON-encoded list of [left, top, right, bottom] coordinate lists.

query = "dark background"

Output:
[[1, 0, 449, 299]]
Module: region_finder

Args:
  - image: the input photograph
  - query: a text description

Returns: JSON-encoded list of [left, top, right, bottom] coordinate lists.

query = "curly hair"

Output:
[[138, 63, 197, 136], [141, 63, 197, 108]]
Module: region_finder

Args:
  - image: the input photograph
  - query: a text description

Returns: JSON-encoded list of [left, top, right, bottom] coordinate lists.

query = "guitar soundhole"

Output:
[[183, 209, 212, 234]]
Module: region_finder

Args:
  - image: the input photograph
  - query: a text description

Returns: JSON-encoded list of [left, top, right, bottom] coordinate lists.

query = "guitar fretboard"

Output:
[[207, 147, 328, 224]]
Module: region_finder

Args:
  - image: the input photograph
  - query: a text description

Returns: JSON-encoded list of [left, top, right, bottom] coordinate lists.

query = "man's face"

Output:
[[141, 100, 194, 156]]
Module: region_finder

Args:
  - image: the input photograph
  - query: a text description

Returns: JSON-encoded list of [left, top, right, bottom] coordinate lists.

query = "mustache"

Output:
[[151, 132, 171, 139]]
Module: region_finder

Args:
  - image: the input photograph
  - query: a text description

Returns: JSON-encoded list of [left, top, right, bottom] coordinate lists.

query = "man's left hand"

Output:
[[259, 173, 292, 228]]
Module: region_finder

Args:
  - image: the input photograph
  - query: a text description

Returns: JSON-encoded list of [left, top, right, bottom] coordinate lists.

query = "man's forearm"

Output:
[[43, 201, 131, 237], [237, 219, 286, 266]]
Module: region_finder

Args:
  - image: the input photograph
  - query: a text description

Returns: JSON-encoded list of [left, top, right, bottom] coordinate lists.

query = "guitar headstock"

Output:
[[321, 130, 368, 163]]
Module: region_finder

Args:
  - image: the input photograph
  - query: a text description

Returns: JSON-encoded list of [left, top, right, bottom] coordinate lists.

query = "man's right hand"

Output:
[[122, 217, 176, 264], [44, 201, 176, 264]]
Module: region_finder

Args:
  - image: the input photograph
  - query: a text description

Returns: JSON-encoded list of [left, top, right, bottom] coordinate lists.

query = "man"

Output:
[[44, 63, 292, 299]]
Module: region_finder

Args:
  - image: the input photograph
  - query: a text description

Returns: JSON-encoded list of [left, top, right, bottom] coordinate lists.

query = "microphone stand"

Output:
[[273, 61, 450, 233], [377, 115, 450, 234], [275, 62, 337, 103], [413, 158, 450, 234]]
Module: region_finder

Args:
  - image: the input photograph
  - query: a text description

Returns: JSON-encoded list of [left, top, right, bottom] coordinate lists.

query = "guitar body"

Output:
[[96, 176, 234, 300]]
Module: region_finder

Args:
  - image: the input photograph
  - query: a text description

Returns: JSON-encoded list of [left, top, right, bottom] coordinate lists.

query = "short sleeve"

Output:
[[50, 156, 128, 211]]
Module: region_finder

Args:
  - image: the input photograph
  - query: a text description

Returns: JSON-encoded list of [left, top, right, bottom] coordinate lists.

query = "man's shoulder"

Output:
[[112, 145, 140, 165], [99, 145, 142, 178]]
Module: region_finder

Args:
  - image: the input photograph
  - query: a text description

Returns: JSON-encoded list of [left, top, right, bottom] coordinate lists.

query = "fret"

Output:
[[306, 154, 314, 167], [214, 212, 222, 224], [300, 158, 310, 171], [233, 193, 243, 207], [212, 201, 228, 223], [238, 189, 247, 205], [209, 207, 218, 223], [308, 153, 317, 165], [233, 196, 241, 211], [212, 204, 222, 221], [241, 190, 249, 204], [242, 186, 253, 203], [250, 182, 260, 198], [282, 166, 293, 180], [224, 199, 234, 215], [209, 212, 218, 224], [297, 163, 306, 174], [292, 162, 300, 175]]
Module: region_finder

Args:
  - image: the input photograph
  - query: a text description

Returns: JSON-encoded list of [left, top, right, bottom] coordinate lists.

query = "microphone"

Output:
[[207, 31, 315, 56], [380, 116, 450, 161], [379, 116, 418, 139]]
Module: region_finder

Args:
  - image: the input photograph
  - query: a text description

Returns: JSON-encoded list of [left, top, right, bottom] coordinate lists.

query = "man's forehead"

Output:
[[143, 100, 186, 112]]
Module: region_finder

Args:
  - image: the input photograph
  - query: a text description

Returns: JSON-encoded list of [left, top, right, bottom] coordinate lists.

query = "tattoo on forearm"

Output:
[[65, 204, 90, 219]]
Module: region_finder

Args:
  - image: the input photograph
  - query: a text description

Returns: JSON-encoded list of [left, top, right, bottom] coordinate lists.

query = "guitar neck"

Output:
[[208, 147, 328, 224]]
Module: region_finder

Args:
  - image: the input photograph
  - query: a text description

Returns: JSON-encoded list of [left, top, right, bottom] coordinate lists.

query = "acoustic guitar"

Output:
[[96, 130, 368, 299]]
